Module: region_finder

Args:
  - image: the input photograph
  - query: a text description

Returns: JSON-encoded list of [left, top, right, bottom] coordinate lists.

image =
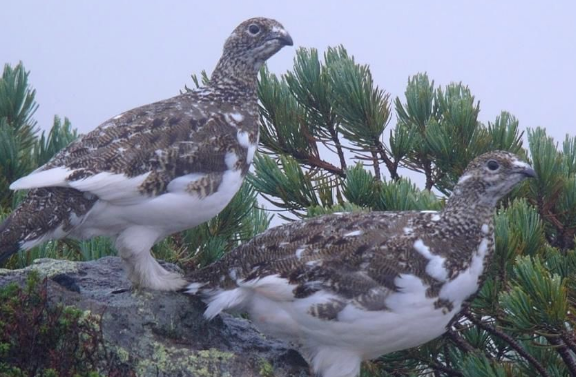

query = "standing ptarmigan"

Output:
[[0, 17, 293, 290], [186, 151, 536, 377]]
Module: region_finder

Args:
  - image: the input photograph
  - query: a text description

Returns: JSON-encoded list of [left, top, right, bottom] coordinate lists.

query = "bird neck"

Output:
[[209, 56, 259, 98], [441, 188, 495, 231]]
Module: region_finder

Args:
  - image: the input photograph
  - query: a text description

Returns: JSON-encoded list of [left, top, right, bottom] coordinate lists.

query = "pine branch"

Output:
[[463, 310, 551, 377], [561, 332, 576, 355], [423, 157, 434, 190], [291, 150, 346, 178], [547, 336, 576, 377], [376, 141, 400, 180], [417, 358, 464, 377], [445, 327, 476, 354], [370, 149, 381, 180], [325, 120, 347, 171]]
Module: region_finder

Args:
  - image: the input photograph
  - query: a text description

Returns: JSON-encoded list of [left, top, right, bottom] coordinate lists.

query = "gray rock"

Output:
[[0, 257, 310, 377]]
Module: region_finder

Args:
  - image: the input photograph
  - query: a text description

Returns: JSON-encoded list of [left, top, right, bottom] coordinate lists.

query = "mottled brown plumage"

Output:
[[1, 17, 293, 291], [186, 151, 536, 377]]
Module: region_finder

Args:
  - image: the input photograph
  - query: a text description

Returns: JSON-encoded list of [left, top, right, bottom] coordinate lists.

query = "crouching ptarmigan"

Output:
[[186, 151, 536, 377], [0, 17, 293, 290]]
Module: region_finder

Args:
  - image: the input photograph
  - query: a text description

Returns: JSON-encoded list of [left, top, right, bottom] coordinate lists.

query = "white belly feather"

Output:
[[71, 169, 244, 239]]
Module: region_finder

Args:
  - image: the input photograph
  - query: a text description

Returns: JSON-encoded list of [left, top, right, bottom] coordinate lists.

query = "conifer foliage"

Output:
[[252, 46, 576, 376], [2, 46, 576, 376]]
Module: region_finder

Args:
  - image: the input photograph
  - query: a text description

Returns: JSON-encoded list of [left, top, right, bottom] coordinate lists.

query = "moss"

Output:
[[186, 348, 234, 377], [259, 358, 275, 377], [0, 258, 77, 277], [114, 346, 131, 363], [30, 258, 78, 277], [135, 343, 235, 377], [81, 309, 101, 322]]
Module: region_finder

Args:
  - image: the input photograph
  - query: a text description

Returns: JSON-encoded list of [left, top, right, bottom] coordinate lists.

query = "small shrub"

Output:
[[0, 271, 134, 377]]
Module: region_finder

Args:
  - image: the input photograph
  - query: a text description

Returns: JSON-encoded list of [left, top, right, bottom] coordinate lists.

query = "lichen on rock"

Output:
[[0, 257, 310, 377]]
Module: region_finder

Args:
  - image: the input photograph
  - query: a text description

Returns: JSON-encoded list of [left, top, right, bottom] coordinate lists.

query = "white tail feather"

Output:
[[10, 167, 71, 190], [186, 282, 207, 295], [238, 274, 295, 302], [204, 288, 250, 319], [201, 274, 295, 320]]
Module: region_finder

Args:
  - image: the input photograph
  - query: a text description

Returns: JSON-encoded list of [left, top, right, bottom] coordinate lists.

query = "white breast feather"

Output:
[[225, 151, 239, 169], [440, 237, 489, 303], [237, 131, 251, 148], [246, 144, 257, 163], [166, 173, 206, 192], [71, 170, 243, 238], [413, 239, 448, 282]]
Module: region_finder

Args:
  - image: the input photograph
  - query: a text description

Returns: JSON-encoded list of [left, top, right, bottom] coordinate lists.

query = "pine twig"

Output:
[[561, 332, 576, 355], [292, 150, 346, 178], [445, 327, 476, 353], [327, 125, 347, 172], [371, 149, 381, 180], [423, 158, 434, 190], [414, 357, 464, 377], [375, 142, 399, 180], [548, 336, 576, 377], [427, 361, 464, 377], [463, 310, 551, 377]]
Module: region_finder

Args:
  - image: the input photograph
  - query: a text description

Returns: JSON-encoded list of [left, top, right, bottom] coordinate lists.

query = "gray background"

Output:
[[3, 1, 575, 151]]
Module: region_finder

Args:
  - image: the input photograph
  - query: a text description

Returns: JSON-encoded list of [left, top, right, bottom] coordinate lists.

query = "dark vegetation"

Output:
[[0, 271, 134, 377]]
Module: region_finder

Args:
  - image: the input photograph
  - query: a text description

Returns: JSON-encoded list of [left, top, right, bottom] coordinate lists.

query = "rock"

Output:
[[0, 257, 310, 377]]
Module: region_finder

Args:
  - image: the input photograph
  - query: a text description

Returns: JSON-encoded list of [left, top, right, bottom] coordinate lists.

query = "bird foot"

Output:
[[123, 255, 187, 291], [135, 269, 187, 291]]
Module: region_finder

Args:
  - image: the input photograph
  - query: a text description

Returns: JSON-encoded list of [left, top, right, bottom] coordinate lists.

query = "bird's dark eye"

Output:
[[487, 160, 500, 171], [248, 24, 260, 35]]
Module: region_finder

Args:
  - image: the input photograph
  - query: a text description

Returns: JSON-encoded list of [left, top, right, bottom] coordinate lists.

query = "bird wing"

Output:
[[190, 211, 422, 319], [10, 92, 251, 205]]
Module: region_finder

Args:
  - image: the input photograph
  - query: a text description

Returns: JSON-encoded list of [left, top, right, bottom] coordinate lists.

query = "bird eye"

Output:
[[487, 160, 500, 171], [248, 24, 260, 35]]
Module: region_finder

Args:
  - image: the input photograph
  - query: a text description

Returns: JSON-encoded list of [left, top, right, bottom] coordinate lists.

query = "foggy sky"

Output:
[[3, 1, 575, 152]]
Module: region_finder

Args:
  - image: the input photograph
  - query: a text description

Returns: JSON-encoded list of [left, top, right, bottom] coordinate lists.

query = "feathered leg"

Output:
[[115, 226, 186, 291], [309, 348, 361, 377]]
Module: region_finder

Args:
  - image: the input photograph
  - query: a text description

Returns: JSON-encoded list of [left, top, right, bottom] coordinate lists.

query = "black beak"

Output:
[[280, 33, 293, 46], [522, 167, 537, 178], [512, 160, 536, 179], [270, 31, 293, 46]]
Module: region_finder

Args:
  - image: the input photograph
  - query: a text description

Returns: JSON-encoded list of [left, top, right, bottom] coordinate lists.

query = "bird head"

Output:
[[213, 17, 293, 81], [450, 151, 536, 207]]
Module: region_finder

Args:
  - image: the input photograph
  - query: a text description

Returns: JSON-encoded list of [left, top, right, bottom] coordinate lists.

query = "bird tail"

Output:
[[1, 187, 99, 266], [0, 213, 22, 264]]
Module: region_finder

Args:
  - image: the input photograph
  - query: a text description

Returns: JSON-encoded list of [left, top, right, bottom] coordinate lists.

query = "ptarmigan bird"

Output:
[[186, 151, 536, 377], [0, 17, 293, 290]]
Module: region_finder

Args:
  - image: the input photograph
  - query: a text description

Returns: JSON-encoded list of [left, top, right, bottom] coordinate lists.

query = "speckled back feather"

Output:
[[186, 151, 536, 377]]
